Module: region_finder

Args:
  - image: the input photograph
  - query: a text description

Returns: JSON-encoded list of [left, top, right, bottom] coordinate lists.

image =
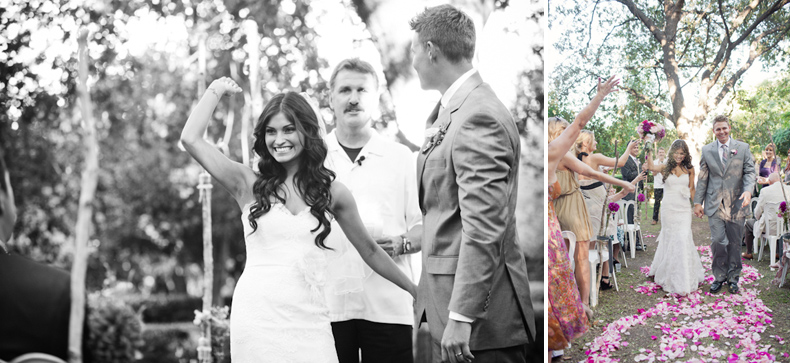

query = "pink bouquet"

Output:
[[637, 193, 646, 202], [636, 120, 666, 142]]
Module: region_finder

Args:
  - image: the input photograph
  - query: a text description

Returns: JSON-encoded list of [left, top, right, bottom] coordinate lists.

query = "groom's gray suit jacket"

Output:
[[693, 139, 755, 219]]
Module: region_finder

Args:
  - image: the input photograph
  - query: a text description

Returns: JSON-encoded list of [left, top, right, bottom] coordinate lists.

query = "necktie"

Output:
[[721, 144, 728, 165]]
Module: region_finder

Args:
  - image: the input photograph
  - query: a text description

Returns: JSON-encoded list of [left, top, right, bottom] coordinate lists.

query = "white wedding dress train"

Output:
[[648, 173, 706, 295]]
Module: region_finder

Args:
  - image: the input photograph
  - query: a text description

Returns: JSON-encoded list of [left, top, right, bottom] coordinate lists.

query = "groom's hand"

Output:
[[739, 191, 752, 208], [694, 204, 704, 218], [441, 320, 474, 363]]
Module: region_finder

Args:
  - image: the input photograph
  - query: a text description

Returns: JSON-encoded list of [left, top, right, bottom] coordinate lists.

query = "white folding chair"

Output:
[[609, 212, 628, 269], [617, 200, 642, 258], [779, 247, 789, 288], [9, 353, 67, 363], [565, 230, 602, 307], [588, 246, 601, 307], [563, 231, 577, 270], [758, 202, 783, 268]]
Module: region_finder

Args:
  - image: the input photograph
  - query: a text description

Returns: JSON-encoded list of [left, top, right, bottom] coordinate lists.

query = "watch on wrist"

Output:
[[402, 235, 412, 254]]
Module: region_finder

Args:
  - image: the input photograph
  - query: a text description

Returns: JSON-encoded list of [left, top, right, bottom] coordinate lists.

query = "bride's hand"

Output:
[[208, 77, 242, 97]]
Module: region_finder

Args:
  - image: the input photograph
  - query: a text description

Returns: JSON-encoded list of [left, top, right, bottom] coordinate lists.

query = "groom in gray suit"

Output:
[[411, 4, 533, 363], [693, 115, 755, 294]]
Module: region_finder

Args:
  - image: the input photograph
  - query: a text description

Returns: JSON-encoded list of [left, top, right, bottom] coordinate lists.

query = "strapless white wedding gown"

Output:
[[648, 173, 706, 295], [230, 202, 338, 362]]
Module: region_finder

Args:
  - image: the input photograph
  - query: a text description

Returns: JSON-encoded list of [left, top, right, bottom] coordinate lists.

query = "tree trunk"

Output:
[[243, 19, 261, 168], [68, 28, 100, 363]]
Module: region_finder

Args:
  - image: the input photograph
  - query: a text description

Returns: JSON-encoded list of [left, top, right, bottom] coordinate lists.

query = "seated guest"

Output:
[[743, 172, 786, 260], [0, 146, 76, 362]]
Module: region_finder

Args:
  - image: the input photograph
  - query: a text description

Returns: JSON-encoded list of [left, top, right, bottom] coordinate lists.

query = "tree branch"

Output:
[[702, 0, 788, 87], [596, 19, 636, 61], [584, 0, 601, 57], [621, 85, 673, 121], [677, 11, 708, 64], [613, 0, 666, 44], [713, 23, 790, 107]]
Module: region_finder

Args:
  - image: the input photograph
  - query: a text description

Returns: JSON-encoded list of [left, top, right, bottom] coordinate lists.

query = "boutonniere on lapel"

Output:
[[422, 123, 451, 154], [730, 149, 737, 156]]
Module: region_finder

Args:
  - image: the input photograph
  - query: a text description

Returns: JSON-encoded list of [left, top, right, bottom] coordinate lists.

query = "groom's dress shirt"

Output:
[[717, 138, 732, 165], [439, 68, 476, 119], [323, 130, 422, 326]]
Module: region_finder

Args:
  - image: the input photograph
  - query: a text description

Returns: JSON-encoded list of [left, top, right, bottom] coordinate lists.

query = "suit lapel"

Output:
[[418, 73, 484, 207], [417, 102, 442, 208]]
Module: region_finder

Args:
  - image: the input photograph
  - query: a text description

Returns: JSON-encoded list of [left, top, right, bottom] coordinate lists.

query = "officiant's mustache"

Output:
[[344, 105, 363, 113]]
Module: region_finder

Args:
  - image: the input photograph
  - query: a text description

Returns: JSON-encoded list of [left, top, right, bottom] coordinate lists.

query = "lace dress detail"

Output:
[[231, 203, 338, 362], [648, 173, 706, 295]]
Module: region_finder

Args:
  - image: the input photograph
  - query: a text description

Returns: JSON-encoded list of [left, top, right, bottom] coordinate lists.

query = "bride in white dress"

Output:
[[180, 78, 417, 362], [645, 140, 706, 295]]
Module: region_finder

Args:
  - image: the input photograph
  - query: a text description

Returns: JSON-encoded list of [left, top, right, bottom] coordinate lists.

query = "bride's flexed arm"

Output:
[[181, 77, 255, 204], [330, 182, 417, 299]]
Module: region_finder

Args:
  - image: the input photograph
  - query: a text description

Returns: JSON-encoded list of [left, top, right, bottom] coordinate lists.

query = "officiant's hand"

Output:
[[739, 191, 752, 208], [694, 204, 704, 218], [441, 320, 474, 363], [376, 235, 404, 258]]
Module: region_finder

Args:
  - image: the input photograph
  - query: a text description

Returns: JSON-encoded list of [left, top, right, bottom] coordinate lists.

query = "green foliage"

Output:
[[86, 294, 144, 363], [732, 71, 790, 158], [121, 294, 206, 323], [139, 323, 200, 363], [193, 306, 231, 363]]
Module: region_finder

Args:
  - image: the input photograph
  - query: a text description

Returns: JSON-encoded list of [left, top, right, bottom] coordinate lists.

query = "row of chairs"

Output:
[[564, 200, 642, 307]]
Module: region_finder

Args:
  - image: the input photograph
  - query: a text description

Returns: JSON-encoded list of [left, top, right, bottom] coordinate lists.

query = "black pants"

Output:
[[332, 319, 413, 363], [652, 188, 663, 221]]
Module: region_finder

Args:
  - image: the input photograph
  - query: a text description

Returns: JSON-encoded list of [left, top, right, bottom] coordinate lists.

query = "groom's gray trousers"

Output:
[[708, 207, 744, 284]]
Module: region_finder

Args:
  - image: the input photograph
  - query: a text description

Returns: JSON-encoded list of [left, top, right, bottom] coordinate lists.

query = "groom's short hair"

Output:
[[712, 115, 730, 127], [410, 4, 476, 63]]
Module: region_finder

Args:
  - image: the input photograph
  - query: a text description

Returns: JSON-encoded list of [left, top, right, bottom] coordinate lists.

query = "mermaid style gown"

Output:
[[231, 202, 338, 362], [648, 173, 706, 295]]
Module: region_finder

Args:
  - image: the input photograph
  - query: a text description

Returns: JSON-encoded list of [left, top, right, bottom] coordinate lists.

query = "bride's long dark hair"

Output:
[[662, 139, 694, 182], [248, 92, 335, 249]]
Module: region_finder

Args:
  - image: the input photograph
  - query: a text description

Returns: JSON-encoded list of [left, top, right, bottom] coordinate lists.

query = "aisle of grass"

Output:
[[563, 203, 790, 363]]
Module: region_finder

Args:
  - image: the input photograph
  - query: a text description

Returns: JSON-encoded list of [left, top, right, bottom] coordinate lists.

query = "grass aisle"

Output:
[[565, 204, 790, 363]]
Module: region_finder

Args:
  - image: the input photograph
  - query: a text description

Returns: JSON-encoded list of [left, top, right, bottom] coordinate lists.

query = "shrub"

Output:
[[85, 294, 144, 363], [139, 323, 198, 363]]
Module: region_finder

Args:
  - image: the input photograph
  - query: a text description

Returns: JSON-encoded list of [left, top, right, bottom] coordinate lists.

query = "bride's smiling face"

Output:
[[672, 149, 686, 164]]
